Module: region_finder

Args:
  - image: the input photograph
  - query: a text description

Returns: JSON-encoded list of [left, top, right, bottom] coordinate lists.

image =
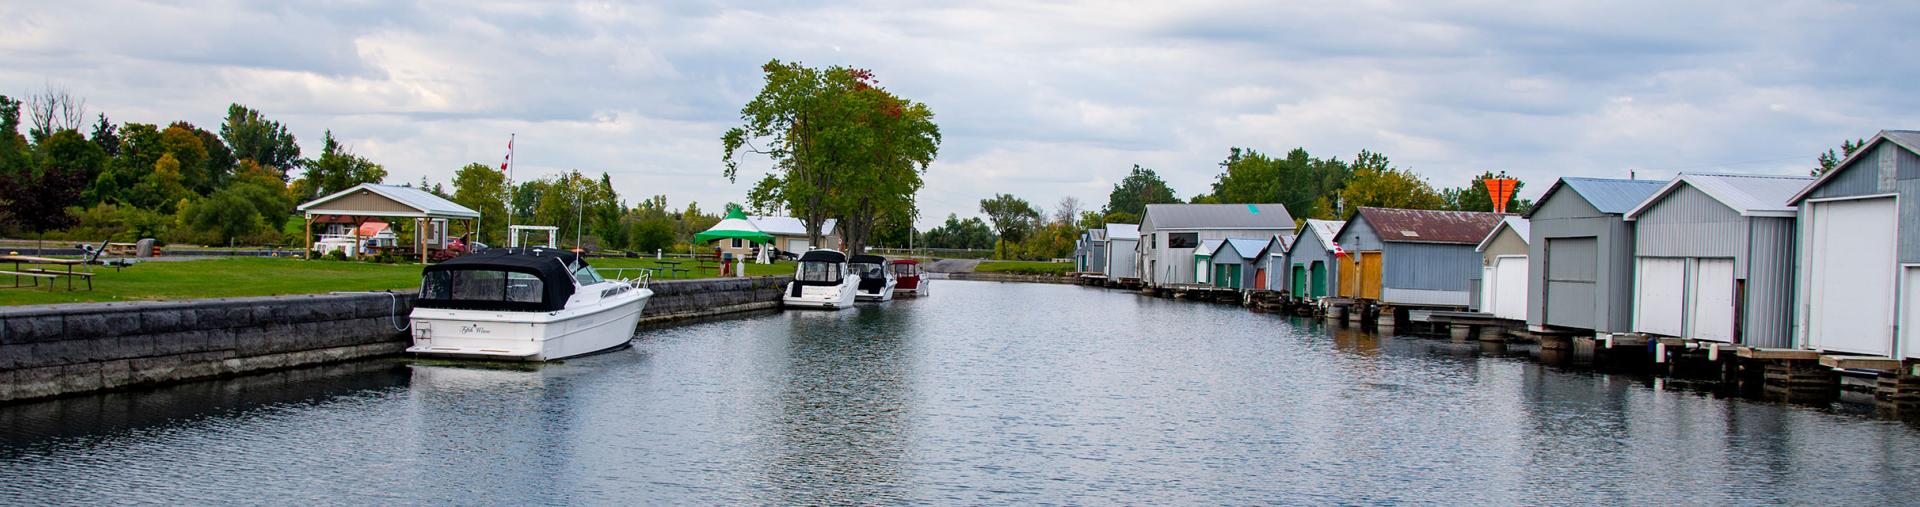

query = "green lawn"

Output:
[[974, 260, 1073, 276], [0, 256, 798, 306], [590, 256, 793, 280]]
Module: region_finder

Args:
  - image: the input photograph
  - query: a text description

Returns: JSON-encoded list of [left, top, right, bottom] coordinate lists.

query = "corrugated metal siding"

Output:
[[1544, 237, 1599, 330], [1634, 184, 1747, 270], [1528, 188, 1603, 221], [1481, 228, 1528, 263], [1337, 216, 1384, 251], [1106, 239, 1138, 279], [1529, 188, 1640, 331], [1901, 179, 1920, 264], [1382, 242, 1478, 292], [1810, 143, 1894, 199], [1090, 243, 1107, 272], [1745, 217, 1796, 348]]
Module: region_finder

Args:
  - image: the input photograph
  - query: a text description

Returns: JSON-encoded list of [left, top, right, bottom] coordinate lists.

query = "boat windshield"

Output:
[[892, 263, 917, 277], [795, 261, 843, 283], [421, 270, 545, 304], [572, 265, 605, 286], [851, 262, 887, 279]]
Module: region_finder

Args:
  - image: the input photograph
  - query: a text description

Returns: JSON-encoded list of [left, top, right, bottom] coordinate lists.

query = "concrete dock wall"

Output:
[[0, 275, 793, 403]]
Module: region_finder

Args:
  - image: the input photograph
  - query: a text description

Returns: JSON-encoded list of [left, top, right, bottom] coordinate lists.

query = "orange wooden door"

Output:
[[1360, 251, 1384, 300]]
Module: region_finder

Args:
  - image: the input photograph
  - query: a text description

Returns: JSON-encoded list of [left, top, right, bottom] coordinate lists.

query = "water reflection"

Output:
[[4, 281, 1920, 504]]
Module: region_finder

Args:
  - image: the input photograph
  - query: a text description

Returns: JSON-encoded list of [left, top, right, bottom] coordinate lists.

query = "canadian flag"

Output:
[[499, 137, 513, 172], [1331, 241, 1347, 258]]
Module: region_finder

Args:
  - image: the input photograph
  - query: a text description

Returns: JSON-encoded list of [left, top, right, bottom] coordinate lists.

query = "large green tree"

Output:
[[922, 213, 996, 250], [979, 193, 1040, 258], [1336, 151, 1444, 214], [723, 60, 939, 254], [1104, 164, 1179, 216], [220, 104, 302, 175], [451, 162, 510, 244], [293, 130, 386, 199]]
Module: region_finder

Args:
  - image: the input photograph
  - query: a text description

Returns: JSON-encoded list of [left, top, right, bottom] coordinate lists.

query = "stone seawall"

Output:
[[0, 292, 417, 403], [940, 272, 1078, 285], [0, 276, 793, 403]]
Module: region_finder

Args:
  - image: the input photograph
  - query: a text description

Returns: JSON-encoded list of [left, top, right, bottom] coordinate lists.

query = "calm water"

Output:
[[5, 280, 1920, 504]]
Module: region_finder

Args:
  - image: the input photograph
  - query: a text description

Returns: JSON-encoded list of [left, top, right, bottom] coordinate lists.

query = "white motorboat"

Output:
[[851, 254, 897, 302], [784, 249, 858, 310], [406, 247, 652, 361]]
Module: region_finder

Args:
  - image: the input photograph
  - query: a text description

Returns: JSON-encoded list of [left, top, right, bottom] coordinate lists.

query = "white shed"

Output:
[[1475, 217, 1530, 321]]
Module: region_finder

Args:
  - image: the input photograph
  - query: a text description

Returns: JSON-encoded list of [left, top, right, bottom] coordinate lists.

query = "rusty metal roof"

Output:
[[1354, 207, 1508, 245]]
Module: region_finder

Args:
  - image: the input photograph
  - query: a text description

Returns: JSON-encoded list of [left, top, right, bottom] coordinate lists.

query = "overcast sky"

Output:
[[4, 1, 1916, 226]]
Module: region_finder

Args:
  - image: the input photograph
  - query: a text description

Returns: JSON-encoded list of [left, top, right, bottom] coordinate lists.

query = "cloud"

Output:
[[1, 0, 1915, 227]]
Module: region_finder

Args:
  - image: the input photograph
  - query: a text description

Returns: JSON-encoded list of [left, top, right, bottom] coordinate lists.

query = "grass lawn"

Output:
[[974, 260, 1073, 276], [0, 256, 798, 306], [590, 256, 793, 280]]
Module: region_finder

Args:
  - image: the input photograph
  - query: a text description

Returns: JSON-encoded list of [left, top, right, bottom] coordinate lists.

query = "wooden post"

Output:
[[303, 216, 312, 261], [419, 218, 428, 265], [351, 218, 361, 258]]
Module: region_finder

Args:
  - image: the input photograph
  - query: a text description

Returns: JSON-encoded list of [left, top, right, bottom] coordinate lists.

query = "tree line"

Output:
[[0, 87, 735, 254], [917, 147, 1534, 260]]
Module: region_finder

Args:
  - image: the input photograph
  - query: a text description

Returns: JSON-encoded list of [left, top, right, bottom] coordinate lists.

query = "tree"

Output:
[[89, 114, 119, 157], [23, 85, 85, 144], [293, 130, 386, 199], [180, 186, 264, 245], [980, 193, 1040, 258], [1335, 152, 1444, 214], [451, 163, 510, 244], [525, 171, 621, 249], [1814, 138, 1868, 176], [922, 213, 996, 250], [220, 104, 302, 175], [1053, 196, 1082, 226], [11, 129, 102, 230], [134, 153, 193, 214], [1104, 164, 1178, 216], [1442, 171, 1531, 214], [723, 60, 939, 254], [157, 123, 212, 193]]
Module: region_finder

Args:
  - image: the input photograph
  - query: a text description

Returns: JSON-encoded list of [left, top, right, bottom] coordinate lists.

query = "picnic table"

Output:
[[0, 255, 93, 291], [656, 260, 690, 279]]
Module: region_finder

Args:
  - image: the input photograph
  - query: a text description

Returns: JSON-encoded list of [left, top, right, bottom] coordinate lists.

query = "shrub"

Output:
[[325, 250, 347, 261]]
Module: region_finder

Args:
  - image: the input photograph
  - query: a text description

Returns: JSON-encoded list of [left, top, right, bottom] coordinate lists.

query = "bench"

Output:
[[20, 268, 92, 290], [0, 270, 58, 291]]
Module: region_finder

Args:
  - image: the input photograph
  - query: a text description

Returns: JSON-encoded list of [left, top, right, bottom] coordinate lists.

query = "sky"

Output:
[[3, 1, 1917, 227]]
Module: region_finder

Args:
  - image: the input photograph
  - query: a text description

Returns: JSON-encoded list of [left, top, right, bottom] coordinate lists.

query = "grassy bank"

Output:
[[974, 260, 1072, 276], [0, 256, 797, 306]]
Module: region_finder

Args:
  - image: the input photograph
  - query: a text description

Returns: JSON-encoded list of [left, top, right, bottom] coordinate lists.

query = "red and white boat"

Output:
[[891, 259, 929, 298]]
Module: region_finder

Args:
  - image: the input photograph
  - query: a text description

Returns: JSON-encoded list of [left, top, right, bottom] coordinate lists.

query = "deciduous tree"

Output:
[[1105, 165, 1179, 216]]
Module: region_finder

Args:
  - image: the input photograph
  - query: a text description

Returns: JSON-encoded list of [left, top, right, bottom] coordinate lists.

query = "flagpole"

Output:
[[504, 133, 516, 246]]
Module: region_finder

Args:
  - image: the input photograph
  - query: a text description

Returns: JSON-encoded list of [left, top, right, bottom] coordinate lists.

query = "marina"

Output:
[[6, 280, 1920, 504]]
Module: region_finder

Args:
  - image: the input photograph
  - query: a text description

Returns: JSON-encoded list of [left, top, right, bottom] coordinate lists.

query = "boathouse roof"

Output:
[[1526, 177, 1665, 217], [1349, 207, 1506, 245], [1144, 203, 1295, 230], [1105, 223, 1139, 240], [1475, 216, 1530, 252], [1788, 129, 1920, 204], [1299, 219, 1343, 252], [1626, 173, 1815, 220]]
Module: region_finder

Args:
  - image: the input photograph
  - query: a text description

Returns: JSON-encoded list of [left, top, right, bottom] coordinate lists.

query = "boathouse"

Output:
[[1279, 219, 1343, 300], [1137, 204, 1295, 287], [1256, 234, 1293, 293], [1193, 239, 1224, 284], [1082, 228, 1109, 274], [1473, 217, 1530, 321], [1207, 237, 1275, 289], [1623, 173, 1811, 346], [1104, 223, 1140, 282], [1523, 177, 1665, 334], [1788, 129, 1920, 358], [1333, 207, 1504, 307]]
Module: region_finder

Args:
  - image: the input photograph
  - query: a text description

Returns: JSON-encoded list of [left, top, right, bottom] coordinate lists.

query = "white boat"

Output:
[[851, 254, 897, 302], [784, 249, 858, 310], [406, 247, 652, 361]]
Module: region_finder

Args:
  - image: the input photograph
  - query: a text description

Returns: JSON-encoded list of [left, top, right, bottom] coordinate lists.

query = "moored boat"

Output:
[[784, 249, 858, 310], [851, 254, 897, 302], [891, 259, 929, 297], [406, 247, 652, 361]]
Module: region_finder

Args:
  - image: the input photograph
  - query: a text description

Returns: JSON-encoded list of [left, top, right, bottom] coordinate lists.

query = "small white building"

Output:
[[1474, 217, 1530, 321], [1104, 223, 1140, 281]]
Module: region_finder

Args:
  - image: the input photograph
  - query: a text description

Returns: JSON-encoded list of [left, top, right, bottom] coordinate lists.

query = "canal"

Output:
[[4, 280, 1920, 503]]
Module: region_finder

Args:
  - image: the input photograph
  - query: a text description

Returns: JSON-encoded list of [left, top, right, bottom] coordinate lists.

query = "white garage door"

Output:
[[1492, 256, 1528, 321], [787, 238, 812, 252], [1809, 198, 1897, 355], [1903, 267, 1920, 359], [1688, 258, 1735, 342], [1636, 258, 1686, 337]]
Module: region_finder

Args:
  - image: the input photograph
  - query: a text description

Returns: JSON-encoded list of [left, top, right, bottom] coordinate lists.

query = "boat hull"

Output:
[[406, 290, 651, 361], [784, 280, 857, 310], [893, 278, 929, 297], [857, 279, 897, 302]]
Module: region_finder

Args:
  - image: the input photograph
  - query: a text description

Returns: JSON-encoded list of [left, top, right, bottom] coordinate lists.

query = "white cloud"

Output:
[[0, 0, 1915, 226]]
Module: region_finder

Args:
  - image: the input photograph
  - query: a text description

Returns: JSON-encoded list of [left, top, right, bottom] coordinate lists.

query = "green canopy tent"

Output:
[[694, 207, 775, 245]]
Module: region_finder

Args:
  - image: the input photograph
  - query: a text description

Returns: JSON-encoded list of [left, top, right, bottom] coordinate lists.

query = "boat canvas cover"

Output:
[[416, 247, 581, 312], [850, 254, 889, 292], [794, 250, 849, 287]]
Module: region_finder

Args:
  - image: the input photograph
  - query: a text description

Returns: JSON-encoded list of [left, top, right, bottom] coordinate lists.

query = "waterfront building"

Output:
[[1524, 177, 1666, 334], [1104, 223, 1140, 282], [1623, 173, 1810, 347], [1192, 239, 1224, 285], [1333, 207, 1505, 308], [1207, 237, 1276, 289], [721, 216, 841, 257], [1136, 204, 1296, 287], [1788, 129, 1920, 358], [1472, 216, 1530, 321], [1278, 219, 1344, 300], [1255, 234, 1293, 292]]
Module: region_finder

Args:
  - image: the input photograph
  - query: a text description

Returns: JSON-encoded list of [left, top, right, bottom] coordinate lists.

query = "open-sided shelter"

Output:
[[298, 183, 480, 264]]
